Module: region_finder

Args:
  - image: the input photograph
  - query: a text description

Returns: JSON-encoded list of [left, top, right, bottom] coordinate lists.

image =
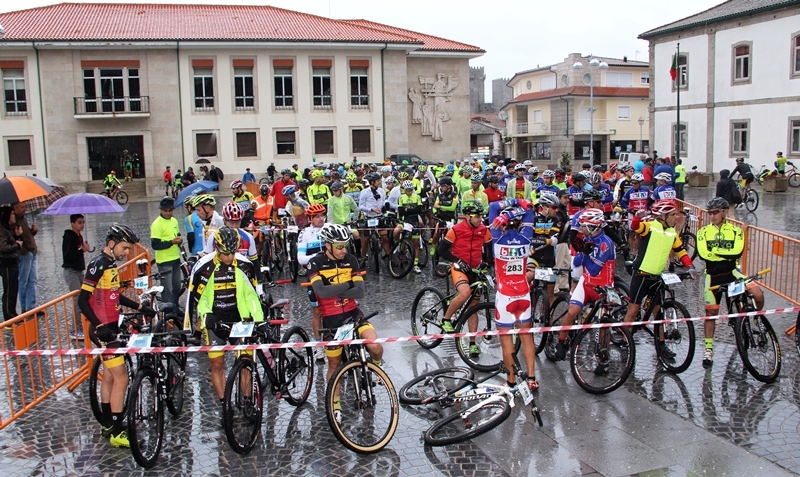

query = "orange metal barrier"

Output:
[[0, 244, 151, 430]]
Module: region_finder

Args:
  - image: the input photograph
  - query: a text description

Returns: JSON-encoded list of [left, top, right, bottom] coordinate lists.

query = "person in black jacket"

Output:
[[0, 206, 22, 323], [62, 214, 91, 292], [715, 169, 741, 216]]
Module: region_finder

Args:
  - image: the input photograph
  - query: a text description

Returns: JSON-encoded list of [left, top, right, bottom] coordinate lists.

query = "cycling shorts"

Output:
[[88, 322, 126, 369], [739, 178, 752, 188], [321, 308, 374, 358], [494, 292, 531, 328], [451, 266, 479, 289], [568, 276, 600, 309], [704, 270, 750, 306], [628, 273, 662, 307], [202, 311, 250, 360]]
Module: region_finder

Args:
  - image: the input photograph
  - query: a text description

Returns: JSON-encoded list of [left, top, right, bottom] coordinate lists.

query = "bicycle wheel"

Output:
[[744, 188, 759, 212], [410, 287, 447, 349], [259, 177, 270, 185], [399, 366, 475, 405], [454, 302, 506, 372], [654, 300, 695, 374], [544, 294, 570, 362], [734, 315, 781, 383], [570, 318, 635, 394], [223, 358, 263, 454], [325, 361, 399, 454], [432, 252, 449, 278], [273, 234, 286, 272], [680, 232, 698, 262], [530, 287, 550, 355], [288, 240, 299, 282], [127, 367, 164, 469], [153, 318, 187, 416], [423, 399, 511, 446], [279, 326, 314, 406], [417, 238, 429, 269], [388, 239, 414, 279], [116, 190, 129, 205], [789, 173, 800, 188]]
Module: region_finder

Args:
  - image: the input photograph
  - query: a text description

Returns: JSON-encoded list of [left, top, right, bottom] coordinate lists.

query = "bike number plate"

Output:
[[336, 323, 354, 341], [534, 267, 554, 282], [661, 273, 681, 285], [689, 215, 699, 223], [446, 221, 454, 228], [403, 222, 414, 232], [518, 380, 534, 405], [129, 333, 153, 348], [728, 281, 745, 297], [287, 225, 299, 233], [230, 322, 255, 338], [367, 218, 379, 227], [260, 226, 271, 234], [606, 288, 622, 305], [134, 276, 149, 291], [278, 209, 287, 217], [256, 284, 264, 296]]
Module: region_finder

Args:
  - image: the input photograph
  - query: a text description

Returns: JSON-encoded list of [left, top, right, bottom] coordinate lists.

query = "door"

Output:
[[87, 136, 145, 180]]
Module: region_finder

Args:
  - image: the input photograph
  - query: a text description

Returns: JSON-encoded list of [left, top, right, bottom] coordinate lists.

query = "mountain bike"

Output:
[[737, 183, 759, 212], [430, 215, 454, 278], [321, 311, 399, 454], [528, 267, 569, 354], [105, 184, 128, 205]]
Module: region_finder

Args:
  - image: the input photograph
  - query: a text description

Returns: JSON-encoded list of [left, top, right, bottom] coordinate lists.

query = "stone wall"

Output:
[[492, 78, 512, 111], [382, 50, 409, 160], [469, 66, 485, 114], [549, 97, 573, 165]]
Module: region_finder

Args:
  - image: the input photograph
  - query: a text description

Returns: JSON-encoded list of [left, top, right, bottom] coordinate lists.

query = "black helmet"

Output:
[[298, 179, 310, 187], [329, 181, 344, 191], [572, 173, 587, 183], [214, 226, 240, 255], [259, 183, 270, 195], [106, 223, 139, 244], [707, 197, 729, 210], [281, 168, 292, 175], [735, 157, 745, 163], [583, 189, 604, 202], [159, 197, 175, 210], [438, 177, 453, 186], [365, 172, 381, 183], [487, 175, 500, 183]]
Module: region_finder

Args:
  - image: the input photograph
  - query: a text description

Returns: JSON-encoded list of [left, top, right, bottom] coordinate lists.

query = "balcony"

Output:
[[74, 96, 150, 118], [575, 119, 612, 134], [512, 122, 550, 136]]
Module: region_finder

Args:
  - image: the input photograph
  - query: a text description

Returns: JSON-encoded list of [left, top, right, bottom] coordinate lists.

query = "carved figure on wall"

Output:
[[421, 99, 433, 136], [433, 105, 445, 141], [408, 88, 422, 123], [410, 72, 460, 140]]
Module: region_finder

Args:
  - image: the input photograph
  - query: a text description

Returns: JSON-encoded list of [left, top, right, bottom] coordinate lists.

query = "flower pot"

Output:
[[687, 174, 710, 187], [762, 175, 788, 192]]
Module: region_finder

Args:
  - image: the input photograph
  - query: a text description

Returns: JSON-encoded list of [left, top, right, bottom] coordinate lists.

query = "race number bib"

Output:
[[728, 281, 745, 297], [230, 322, 255, 338], [661, 273, 681, 285], [505, 260, 524, 275], [367, 218, 379, 227], [336, 323, 355, 341], [278, 209, 288, 216], [534, 267, 554, 282]]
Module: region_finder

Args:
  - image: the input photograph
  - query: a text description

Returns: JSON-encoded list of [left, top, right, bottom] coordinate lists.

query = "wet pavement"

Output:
[[1, 191, 800, 476]]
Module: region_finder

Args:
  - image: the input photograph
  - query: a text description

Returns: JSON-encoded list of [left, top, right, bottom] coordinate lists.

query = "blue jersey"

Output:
[[487, 199, 534, 244], [184, 211, 204, 255], [652, 185, 677, 202], [573, 232, 616, 286]]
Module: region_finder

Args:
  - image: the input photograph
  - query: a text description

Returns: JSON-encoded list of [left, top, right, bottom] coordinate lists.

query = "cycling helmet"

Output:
[[630, 173, 644, 182], [324, 170, 331, 177], [214, 226, 240, 255], [445, 164, 455, 172], [380, 165, 392, 173], [106, 223, 139, 244], [487, 175, 500, 183], [192, 194, 216, 207], [590, 172, 603, 184], [609, 162, 618, 171], [655, 172, 672, 182], [707, 197, 730, 210], [305, 203, 326, 216], [461, 202, 484, 216], [159, 197, 175, 209], [592, 165, 603, 172], [651, 200, 677, 216], [222, 201, 244, 221], [183, 194, 197, 206], [365, 172, 381, 183], [319, 223, 351, 244], [471, 173, 483, 182], [514, 164, 526, 172], [577, 208, 605, 233], [542, 170, 555, 179], [110, 170, 116, 175], [523, 160, 532, 167], [397, 171, 410, 180], [531, 166, 539, 174], [282, 185, 297, 196], [345, 172, 358, 182], [735, 157, 745, 163], [461, 166, 474, 174], [280, 168, 292, 175], [311, 170, 325, 180], [401, 180, 415, 190], [582, 189, 604, 202], [500, 205, 526, 224], [538, 192, 559, 207], [298, 179, 310, 188], [418, 165, 428, 172], [572, 173, 587, 183], [438, 177, 453, 186], [621, 164, 634, 172], [259, 184, 270, 195], [230, 180, 243, 190], [554, 168, 565, 177], [329, 181, 344, 191]]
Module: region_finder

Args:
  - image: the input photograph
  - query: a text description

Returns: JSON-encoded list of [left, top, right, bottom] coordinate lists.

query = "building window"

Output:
[[235, 131, 258, 158], [350, 67, 369, 108], [539, 75, 556, 91], [7, 138, 32, 166], [274, 67, 293, 109], [605, 72, 633, 87], [731, 120, 749, 156], [3, 69, 27, 115], [617, 106, 631, 120], [193, 67, 215, 110], [732, 43, 751, 84], [276, 131, 296, 155], [196, 132, 218, 159], [673, 55, 688, 90], [640, 73, 650, 85], [234, 67, 254, 110], [352, 129, 371, 154], [533, 110, 542, 124], [793, 34, 800, 77], [314, 130, 334, 155], [312, 67, 332, 109], [82, 67, 140, 113], [789, 119, 800, 155], [672, 122, 687, 157]]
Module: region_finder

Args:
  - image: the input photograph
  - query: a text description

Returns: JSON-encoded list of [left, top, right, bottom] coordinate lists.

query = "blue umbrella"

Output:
[[176, 180, 219, 205]]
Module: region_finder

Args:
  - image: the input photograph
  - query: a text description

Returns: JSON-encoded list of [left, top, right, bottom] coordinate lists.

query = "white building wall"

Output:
[[713, 102, 798, 171], [654, 108, 707, 171], [654, 35, 709, 107]]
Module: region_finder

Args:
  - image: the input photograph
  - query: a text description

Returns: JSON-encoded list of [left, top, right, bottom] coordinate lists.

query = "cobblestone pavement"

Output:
[[0, 198, 799, 476]]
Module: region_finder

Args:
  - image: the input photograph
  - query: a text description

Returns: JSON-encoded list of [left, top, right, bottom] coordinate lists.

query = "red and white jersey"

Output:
[[493, 230, 532, 297]]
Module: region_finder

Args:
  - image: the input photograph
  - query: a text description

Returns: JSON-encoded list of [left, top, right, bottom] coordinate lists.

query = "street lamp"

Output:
[[638, 116, 645, 152], [573, 57, 608, 164]]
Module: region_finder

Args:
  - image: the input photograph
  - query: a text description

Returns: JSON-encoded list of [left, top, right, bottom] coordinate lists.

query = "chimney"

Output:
[[623, 56, 628, 62]]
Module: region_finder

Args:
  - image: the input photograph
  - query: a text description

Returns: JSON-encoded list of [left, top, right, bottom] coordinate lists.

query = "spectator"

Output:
[[267, 162, 276, 183], [150, 197, 183, 312], [163, 166, 173, 196], [14, 202, 39, 316], [242, 168, 256, 184], [0, 206, 21, 323], [208, 165, 219, 183], [715, 169, 741, 216], [183, 167, 196, 185], [653, 157, 672, 179], [674, 159, 687, 200], [642, 158, 655, 188], [634, 154, 646, 174], [62, 214, 91, 292]]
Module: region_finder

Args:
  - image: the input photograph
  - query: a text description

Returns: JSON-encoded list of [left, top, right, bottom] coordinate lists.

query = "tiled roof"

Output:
[[341, 19, 484, 52], [0, 2, 421, 44], [470, 121, 498, 135], [507, 86, 649, 105], [471, 113, 505, 129], [640, 0, 800, 39]]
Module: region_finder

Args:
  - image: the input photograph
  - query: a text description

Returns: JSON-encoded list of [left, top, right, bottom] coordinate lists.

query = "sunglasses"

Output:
[[548, 205, 559, 210], [708, 209, 724, 215], [331, 243, 349, 250]]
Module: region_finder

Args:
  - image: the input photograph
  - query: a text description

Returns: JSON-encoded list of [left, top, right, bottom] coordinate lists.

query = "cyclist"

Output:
[[327, 181, 360, 245], [696, 197, 764, 368], [163, 166, 174, 197], [620, 173, 650, 255], [456, 166, 474, 200], [183, 195, 204, 255], [385, 176, 401, 213], [553, 209, 616, 367], [203, 201, 258, 261], [192, 194, 225, 244], [230, 180, 255, 211], [535, 170, 560, 200], [393, 180, 425, 274], [308, 169, 332, 207], [553, 169, 568, 190], [589, 172, 614, 214], [613, 164, 635, 205], [652, 173, 677, 202], [528, 192, 562, 305], [436, 202, 493, 356], [430, 176, 459, 253], [188, 227, 262, 404], [357, 172, 390, 261], [484, 174, 506, 203], [603, 162, 621, 184], [298, 203, 327, 361], [506, 164, 533, 200], [281, 184, 310, 228], [775, 151, 788, 176], [344, 172, 363, 203], [270, 169, 297, 221], [250, 183, 274, 225], [732, 157, 755, 191], [566, 173, 590, 217], [79, 224, 155, 447], [529, 166, 542, 186], [103, 171, 122, 198], [310, 224, 382, 423], [462, 173, 489, 212]]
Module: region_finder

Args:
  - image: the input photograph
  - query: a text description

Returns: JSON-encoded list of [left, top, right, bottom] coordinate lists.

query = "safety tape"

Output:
[[1, 306, 798, 357]]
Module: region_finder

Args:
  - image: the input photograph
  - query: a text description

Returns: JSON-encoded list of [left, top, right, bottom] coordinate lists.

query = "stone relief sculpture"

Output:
[[410, 72, 459, 141]]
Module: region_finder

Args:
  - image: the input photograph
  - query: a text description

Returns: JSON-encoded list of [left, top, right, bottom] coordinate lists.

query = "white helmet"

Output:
[[631, 173, 644, 182], [531, 166, 539, 174], [655, 172, 672, 182], [523, 160, 533, 167], [401, 180, 415, 190], [381, 165, 392, 173]]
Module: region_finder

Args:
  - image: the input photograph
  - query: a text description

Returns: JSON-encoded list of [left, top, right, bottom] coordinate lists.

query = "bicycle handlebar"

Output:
[[708, 268, 770, 291]]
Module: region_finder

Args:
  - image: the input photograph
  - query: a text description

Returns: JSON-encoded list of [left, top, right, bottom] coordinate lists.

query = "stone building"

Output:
[[469, 66, 512, 115]]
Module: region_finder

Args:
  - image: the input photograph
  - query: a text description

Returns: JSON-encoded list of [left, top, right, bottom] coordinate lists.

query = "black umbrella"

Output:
[[195, 158, 211, 164]]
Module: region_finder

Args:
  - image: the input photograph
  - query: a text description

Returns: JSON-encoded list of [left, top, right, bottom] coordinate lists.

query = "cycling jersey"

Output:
[[620, 186, 651, 212], [80, 253, 137, 326], [593, 184, 614, 213], [200, 211, 225, 244], [189, 255, 261, 329], [251, 195, 273, 222], [652, 185, 677, 202], [344, 184, 363, 203], [493, 229, 531, 296], [297, 225, 323, 266], [614, 177, 633, 202], [270, 178, 296, 210], [532, 211, 561, 267], [574, 232, 616, 287], [697, 221, 745, 275], [631, 217, 692, 274], [434, 189, 458, 221], [308, 251, 363, 318], [358, 187, 386, 219], [484, 186, 506, 203], [487, 199, 534, 243], [442, 219, 492, 269], [202, 228, 258, 261], [307, 183, 331, 205], [327, 194, 359, 225], [567, 184, 589, 217], [184, 211, 204, 255], [506, 177, 532, 200], [461, 189, 489, 211], [398, 193, 424, 224], [233, 191, 255, 210], [535, 183, 560, 199]]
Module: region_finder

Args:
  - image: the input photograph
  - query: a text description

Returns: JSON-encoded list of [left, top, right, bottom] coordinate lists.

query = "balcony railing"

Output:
[[575, 119, 611, 133], [74, 96, 150, 117], [513, 122, 550, 135]]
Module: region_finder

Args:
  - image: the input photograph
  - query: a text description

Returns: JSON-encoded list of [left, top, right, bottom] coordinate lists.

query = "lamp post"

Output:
[[573, 57, 608, 164], [638, 116, 645, 152]]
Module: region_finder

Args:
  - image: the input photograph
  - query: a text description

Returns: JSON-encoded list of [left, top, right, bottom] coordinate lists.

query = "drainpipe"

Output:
[[560, 96, 570, 162], [32, 43, 48, 178], [176, 41, 186, 170], [380, 43, 387, 159]]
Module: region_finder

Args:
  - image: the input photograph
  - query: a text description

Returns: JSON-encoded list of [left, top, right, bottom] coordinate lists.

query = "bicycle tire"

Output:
[[544, 294, 570, 362], [388, 239, 414, 279], [259, 177, 270, 185], [734, 315, 781, 383], [423, 399, 511, 446], [654, 300, 695, 374], [273, 234, 286, 272], [279, 326, 314, 406], [289, 240, 299, 282], [417, 238, 429, 269], [223, 358, 263, 454], [260, 239, 274, 279], [152, 317, 187, 416], [570, 318, 635, 394], [116, 190, 129, 205], [89, 355, 133, 424], [680, 232, 698, 262], [454, 302, 513, 372], [371, 233, 381, 275], [789, 173, 800, 188], [795, 311, 800, 358], [432, 252, 449, 278], [410, 287, 447, 349], [744, 188, 759, 212], [531, 287, 549, 355], [399, 366, 475, 405], [127, 367, 164, 469], [325, 361, 399, 454]]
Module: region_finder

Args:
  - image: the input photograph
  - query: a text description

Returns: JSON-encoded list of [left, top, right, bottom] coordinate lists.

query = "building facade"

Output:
[[0, 4, 482, 195], [640, 0, 800, 173]]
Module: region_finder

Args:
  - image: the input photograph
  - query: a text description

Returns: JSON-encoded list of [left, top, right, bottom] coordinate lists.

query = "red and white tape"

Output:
[[1, 306, 798, 357]]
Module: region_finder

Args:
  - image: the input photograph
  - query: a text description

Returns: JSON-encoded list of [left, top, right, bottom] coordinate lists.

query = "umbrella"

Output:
[[42, 193, 125, 215], [22, 186, 68, 214], [176, 180, 219, 205], [195, 158, 211, 164], [0, 175, 53, 204]]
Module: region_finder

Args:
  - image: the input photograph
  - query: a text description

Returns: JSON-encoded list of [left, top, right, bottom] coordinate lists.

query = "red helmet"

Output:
[[230, 180, 243, 190], [110, 170, 116, 175], [222, 201, 244, 221], [651, 200, 677, 216], [609, 162, 618, 171]]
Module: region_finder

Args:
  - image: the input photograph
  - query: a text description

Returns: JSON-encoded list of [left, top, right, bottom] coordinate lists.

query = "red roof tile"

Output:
[[508, 86, 649, 104], [0, 3, 423, 44], [341, 19, 483, 52]]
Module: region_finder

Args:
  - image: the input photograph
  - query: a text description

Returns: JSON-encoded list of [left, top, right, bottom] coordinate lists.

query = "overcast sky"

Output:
[[0, 0, 722, 99]]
